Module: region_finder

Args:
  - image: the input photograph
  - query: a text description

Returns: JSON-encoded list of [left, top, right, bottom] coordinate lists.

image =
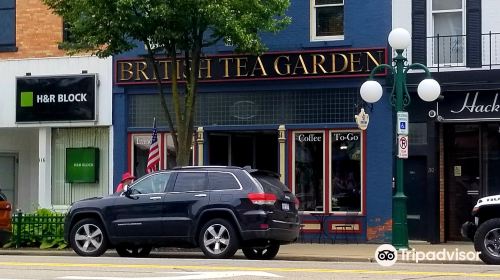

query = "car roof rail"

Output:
[[172, 165, 243, 170]]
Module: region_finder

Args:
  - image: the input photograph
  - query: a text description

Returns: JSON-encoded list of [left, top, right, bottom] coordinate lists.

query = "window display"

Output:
[[294, 132, 324, 212], [331, 132, 362, 212]]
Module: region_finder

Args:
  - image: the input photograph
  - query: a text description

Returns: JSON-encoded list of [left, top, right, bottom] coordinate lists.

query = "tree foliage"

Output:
[[43, 0, 291, 166]]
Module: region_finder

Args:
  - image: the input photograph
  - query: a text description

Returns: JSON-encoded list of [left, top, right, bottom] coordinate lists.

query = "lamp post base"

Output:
[[392, 193, 409, 250]]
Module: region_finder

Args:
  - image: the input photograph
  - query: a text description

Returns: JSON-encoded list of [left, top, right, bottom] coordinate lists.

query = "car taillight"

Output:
[[248, 193, 277, 205], [294, 197, 300, 208]]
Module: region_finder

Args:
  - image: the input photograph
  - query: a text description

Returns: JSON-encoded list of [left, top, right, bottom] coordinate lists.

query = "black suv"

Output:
[[64, 166, 300, 259]]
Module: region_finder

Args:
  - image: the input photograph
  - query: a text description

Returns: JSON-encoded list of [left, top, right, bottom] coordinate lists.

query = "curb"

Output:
[[0, 249, 484, 265]]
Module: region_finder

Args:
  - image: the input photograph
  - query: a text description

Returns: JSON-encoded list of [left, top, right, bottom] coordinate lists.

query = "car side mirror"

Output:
[[123, 185, 132, 196]]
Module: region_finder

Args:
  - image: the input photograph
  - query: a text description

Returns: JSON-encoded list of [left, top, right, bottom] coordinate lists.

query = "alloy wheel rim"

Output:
[[484, 228, 500, 257], [203, 224, 230, 255], [74, 224, 103, 253]]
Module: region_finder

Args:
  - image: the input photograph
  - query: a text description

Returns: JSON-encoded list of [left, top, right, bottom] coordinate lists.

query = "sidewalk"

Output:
[[0, 242, 482, 264]]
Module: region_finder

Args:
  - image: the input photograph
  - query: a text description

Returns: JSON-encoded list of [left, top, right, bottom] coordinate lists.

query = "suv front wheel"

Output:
[[70, 218, 108, 257], [199, 218, 239, 259], [474, 218, 500, 264]]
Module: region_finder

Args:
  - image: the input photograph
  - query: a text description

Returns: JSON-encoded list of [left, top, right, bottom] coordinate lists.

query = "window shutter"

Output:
[[412, 0, 426, 65], [466, 0, 482, 68], [0, 0, 16, 49]]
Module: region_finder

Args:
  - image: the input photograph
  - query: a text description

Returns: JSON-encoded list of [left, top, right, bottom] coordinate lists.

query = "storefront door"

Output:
[[445, 124, 481, 241], [406, 156, 428, 240]]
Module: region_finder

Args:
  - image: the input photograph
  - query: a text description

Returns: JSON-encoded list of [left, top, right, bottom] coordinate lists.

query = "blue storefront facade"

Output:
[[112, 0, 394, 243]]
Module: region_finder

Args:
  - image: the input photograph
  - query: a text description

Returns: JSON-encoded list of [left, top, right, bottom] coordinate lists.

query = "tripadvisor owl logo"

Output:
[[375, 244, 398, 267]]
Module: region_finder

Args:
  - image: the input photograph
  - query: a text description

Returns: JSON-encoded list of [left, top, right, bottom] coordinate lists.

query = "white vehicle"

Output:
[[462, 195, 500, 264]]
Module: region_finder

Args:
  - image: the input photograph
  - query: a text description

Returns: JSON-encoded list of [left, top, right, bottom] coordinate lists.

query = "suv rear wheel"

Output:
[[70, 218, 108, 257], [474, 218, 500, 264], [242, 241, 280, 260], [199, 218, 239, 259]]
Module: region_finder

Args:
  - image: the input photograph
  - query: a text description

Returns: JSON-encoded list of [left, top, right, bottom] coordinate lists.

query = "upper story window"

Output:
[[311, 0, 344, 41], [63, 21, 73, 43], [431, 0, 465, 65], [0, 0, 16, 52]]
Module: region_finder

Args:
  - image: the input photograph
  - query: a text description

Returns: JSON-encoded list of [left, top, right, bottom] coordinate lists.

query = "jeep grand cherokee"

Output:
[[64, 166, 300, 259]]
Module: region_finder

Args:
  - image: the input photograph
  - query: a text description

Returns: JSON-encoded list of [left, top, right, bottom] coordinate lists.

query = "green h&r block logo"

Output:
[[20, 91, 34, 107]]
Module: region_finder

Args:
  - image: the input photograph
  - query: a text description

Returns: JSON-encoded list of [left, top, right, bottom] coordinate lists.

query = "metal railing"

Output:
[[11, 212, 65, 248], [414, 32, 500, 71]]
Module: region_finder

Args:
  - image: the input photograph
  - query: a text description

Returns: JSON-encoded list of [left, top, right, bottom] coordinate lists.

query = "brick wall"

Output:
[[367, 218, 393, 242], [439, 123, 445, 243], [0, 0, 66, 59]]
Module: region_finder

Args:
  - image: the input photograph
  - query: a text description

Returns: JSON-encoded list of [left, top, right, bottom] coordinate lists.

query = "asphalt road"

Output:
[[1, 255, 500, 280]]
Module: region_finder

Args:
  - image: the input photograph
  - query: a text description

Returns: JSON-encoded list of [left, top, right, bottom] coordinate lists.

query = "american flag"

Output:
[[146, 118, 160, 173]]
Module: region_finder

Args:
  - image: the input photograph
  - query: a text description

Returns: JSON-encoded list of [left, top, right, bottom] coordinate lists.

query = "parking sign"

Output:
[[398, 135, 409, 159], [397, 111, 409, 135]]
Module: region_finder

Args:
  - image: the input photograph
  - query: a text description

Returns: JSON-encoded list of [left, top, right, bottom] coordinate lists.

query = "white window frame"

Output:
[[310, 0, 345, 42], [291, 130, 326, 214], [427, 0, 466, 67], [329, 130, 364, 215]]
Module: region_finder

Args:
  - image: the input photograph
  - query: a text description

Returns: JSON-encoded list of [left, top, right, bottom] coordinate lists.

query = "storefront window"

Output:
[[331, 131, 362, 212], [132, 134, 157, 178], [294, 132, 324, 212]]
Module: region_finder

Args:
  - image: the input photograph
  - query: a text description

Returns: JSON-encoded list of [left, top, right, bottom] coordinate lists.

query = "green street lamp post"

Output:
[[360, 28, 441, 250]]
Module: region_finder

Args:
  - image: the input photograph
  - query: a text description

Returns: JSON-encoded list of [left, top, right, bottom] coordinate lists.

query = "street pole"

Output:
[[392, 49, 409, 249], [359, 28, 441, 251]]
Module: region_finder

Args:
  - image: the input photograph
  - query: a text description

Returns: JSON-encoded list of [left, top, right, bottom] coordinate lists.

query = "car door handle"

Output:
[[194, 194, 207, 197], [149, 196, 162, 200]]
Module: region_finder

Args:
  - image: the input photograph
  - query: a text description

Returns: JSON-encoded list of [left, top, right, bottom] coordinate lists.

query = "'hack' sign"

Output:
[[16, 74, 96, 122]]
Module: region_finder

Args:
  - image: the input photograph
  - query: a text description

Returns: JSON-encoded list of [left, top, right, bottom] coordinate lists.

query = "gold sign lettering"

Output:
[[119, 62, 133, 81], [115, 48, 387, 84], [366, 51, 383, 72], [219, 58, 233, 78], [199, 59, 212, 79], [250, 57, 268, 77], [312, 54, 327, 74], [135, 61, 150, 81], [331, 53, 348, 73], [293, 55, 310, 75], [349, 53, 363, 73], [236, 57, 248, 77], [274, 56, 291, 76]]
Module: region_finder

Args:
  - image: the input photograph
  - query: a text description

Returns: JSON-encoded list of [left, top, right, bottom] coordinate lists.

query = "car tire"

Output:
[[474, 218, 500, 264], [242, 241, 280, 260], [70, 218, 108, 257], [116, 245, 152, 258], [199, 218, 239, 259]]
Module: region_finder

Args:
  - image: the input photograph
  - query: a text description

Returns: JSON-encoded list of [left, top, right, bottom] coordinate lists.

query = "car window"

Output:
[[252, 174, 291, 196], [132, 172, 171, 194], [208, 172, 240, 190], [0, 191, 6, 201], [173, 172, 207, 192]]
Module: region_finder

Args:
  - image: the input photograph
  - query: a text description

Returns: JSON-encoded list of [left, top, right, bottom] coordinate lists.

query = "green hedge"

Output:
[[3, 208, 67, 249]]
